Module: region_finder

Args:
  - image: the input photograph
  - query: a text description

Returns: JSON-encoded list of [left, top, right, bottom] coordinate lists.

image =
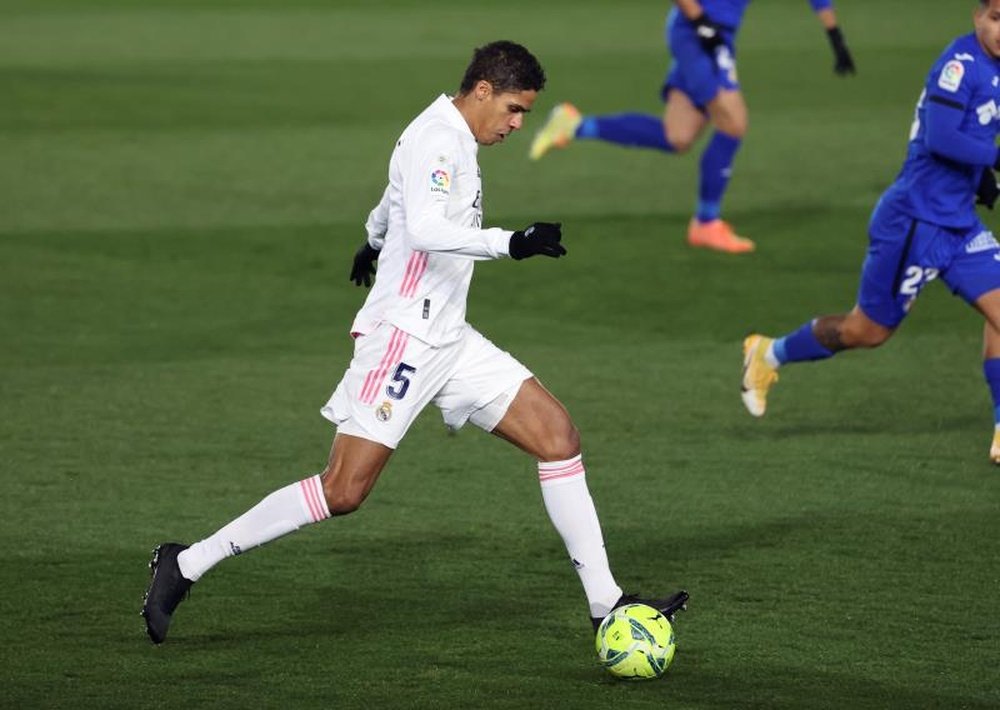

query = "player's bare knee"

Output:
[[717, 115, 747, 139], [666, 127, 695, 153], [537, 422, 581, 462], [842, 323, 891, 349], [322, 486, 364, 516], [319, 474, 363, 516], [859, 329, 892, 348]]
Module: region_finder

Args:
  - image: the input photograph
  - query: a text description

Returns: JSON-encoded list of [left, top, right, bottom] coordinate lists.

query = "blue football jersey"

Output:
[[885, 34, 1000, 229], [681, 0, 832, 29]]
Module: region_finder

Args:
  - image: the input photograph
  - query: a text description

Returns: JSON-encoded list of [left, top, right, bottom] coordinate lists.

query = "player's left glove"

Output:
[[508, 222, 566, 260], [976, 168, 1000, 210], [826, 27, 856, 76], [349, 240, 380, 287]]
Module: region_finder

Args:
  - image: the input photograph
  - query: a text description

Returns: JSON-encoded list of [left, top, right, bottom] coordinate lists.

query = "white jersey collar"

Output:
[[433, 94, 476, 141]]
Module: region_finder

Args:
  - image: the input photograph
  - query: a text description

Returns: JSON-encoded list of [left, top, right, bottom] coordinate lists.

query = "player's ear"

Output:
[[474, 80, 493, 101]]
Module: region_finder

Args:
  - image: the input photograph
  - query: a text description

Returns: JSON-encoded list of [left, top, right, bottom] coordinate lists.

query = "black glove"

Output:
[[977, 168, 1000, 210], [349, 241, 380, 287], [827, 27, 856, 76], [692, 13, 725, 55], [508, 222, 566, 260]]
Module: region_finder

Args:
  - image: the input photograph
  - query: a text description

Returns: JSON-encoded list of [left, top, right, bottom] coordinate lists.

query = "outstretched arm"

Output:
[[810, 2, 856, 75]]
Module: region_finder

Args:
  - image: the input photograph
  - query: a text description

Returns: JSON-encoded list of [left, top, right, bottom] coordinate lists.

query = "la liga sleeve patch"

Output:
[[938, 60, 965, 93], [430, 168, 451, 195]]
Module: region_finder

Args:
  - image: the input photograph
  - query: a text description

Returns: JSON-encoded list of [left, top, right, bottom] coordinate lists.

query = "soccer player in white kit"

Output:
[[142, 41, 688, 646]]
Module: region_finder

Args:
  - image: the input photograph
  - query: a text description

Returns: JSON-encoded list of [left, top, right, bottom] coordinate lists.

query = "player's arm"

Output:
[[404, 133, 564, 261], [924, 58, 1000, 209], [364, 184, 390, 251], [349, 185, 390, 287], [674, 0, 724, 55], [809, 1, 855, 76], [923, 96, 1000, 169]]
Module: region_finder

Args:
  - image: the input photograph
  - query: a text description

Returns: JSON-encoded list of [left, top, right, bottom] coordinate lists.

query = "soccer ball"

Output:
[[595, 603, 676, 680]]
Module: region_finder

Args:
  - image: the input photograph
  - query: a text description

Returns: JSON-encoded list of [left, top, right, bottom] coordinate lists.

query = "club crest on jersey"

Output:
[[375, 401, 393, 423], [430, 169, 450, 194], [938, 60, 965, 93]]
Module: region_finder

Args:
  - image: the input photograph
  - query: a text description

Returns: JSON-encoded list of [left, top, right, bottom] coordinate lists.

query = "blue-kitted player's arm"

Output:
[[808, 0, 856, 76], [924, 97, 1000, 168], [924, 88, 1000, 209]]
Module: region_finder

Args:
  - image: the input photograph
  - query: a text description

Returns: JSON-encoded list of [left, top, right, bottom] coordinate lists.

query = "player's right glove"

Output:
[[976, 168, 1000, 210], [349, 240, 380, 287], [826, 27, 856, 76], [692, 13, 725, 55], [508, 222, 566, 260]]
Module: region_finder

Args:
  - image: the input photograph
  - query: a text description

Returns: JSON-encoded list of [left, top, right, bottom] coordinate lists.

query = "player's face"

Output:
[[470, 82, 537, 146], [975, 1, 1000, 58]]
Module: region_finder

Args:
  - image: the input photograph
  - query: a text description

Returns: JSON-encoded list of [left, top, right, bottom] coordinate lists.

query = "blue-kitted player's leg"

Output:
[[575, 112, 677, 151], [687, 83, 753, 253], [741, 307, 894, 417], [982, 331, 1000, 462], [943, 223, 1000, 463], [527, 38, 711, 160], [741, 202, 931, 417]]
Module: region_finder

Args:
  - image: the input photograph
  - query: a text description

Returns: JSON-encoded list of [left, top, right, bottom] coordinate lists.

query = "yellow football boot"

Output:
[[741, 334, 779, 417], [529, 102, 582, 161], [990, 428, 1000, 465]]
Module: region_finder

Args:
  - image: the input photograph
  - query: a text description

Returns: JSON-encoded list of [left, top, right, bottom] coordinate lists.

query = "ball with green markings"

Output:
[[595, 603, 676, 680]]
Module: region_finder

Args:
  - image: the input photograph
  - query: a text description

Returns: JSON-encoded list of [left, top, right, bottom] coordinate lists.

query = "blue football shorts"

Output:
[[857, 197, 1000, 328], [660, 20, 740, 109]]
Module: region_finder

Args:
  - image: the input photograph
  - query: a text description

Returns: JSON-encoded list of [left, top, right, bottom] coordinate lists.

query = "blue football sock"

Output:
[[773, 321, 835, 364], [983, 358, 1000, 424], [697, 132, 742, 223], [576, 114, 675, 152]]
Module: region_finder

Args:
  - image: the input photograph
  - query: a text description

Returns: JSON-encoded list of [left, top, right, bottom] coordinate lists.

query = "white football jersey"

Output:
[[351, 94, 513, 346]]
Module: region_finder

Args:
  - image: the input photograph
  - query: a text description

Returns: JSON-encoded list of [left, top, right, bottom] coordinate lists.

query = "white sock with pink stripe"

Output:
[[538, 455, 623, 618], [177, 475, 330, 582]]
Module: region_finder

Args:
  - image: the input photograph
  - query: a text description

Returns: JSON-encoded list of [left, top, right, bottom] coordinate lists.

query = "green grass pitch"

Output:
[[2, 1, 999, 707]]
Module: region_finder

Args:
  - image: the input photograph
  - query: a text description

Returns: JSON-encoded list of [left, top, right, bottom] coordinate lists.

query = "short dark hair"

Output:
[[458, 41, 546, 95]]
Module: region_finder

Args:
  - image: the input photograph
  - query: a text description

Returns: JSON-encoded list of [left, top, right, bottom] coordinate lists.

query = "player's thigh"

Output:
[[706, 88, 748, 137], [946, 226, 1000, 329], [663, 89, 708, 152], [320, 433, 394, 514], [321, 324, 457, 449], [491, 379, 580, 462], [856, 204, 943, 329], [432, 327, 532, 435]]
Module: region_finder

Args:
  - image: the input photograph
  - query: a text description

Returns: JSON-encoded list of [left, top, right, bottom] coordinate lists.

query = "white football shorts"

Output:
[[321, 323, 532, 449]]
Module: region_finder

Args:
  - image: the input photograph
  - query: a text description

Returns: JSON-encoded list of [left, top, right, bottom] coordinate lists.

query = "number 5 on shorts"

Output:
[[386, 363, 416, 400]]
